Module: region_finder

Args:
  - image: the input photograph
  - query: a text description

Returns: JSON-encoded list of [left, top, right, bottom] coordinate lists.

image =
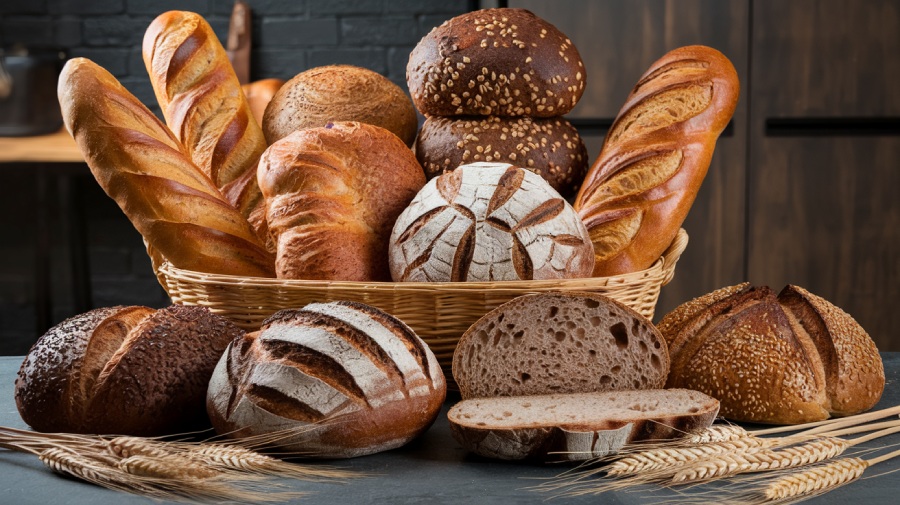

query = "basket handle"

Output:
[[660, 228, 689, 286]]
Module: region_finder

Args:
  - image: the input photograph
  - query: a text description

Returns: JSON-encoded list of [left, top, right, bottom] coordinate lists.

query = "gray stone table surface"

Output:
[[0, 354, 898, 504]]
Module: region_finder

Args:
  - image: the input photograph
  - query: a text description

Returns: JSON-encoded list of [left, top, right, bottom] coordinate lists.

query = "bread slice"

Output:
[[452, 292, 669, 399], [448, 389, 720, 461]]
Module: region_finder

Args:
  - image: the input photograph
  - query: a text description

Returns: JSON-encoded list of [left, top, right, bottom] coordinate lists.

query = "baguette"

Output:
[[59, 57, 275, 277], [573, 45, 739, 276], [448, 389, 720, 461], [143, 11, 270, 246]]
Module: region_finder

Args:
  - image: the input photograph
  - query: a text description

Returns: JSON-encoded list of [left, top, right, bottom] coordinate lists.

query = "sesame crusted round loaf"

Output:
[[660, 283, 885, 425], [415, 115, 588, 197], [407, 8, 585, 117], [206, 301, 446, 458]]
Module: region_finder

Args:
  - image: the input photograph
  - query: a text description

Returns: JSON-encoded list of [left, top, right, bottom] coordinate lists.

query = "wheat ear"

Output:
[[187, 443, 356, 481], [606, 435, 774, 477]]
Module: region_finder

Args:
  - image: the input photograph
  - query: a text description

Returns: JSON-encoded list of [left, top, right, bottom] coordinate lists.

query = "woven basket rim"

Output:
[[156, 229, 689, 291]]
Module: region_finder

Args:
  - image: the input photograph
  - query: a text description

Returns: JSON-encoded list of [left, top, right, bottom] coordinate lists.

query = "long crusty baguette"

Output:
[[59, 57, 275, 277], [143, 11, 270, 247], [448, 389, 720, 461], [573, 45, 739, 276]]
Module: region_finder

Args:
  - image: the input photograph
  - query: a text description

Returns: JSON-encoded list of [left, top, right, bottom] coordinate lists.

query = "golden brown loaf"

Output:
[[143, 11, 270, 245], [16, 305, 243, 435], [659, 283, 885, 425], [263, 65, 418, 146], [59, 57, 275, 277], [574, 45, 739, 276], [242, 78, 284, 126], [414, 115, 588, 197], [407, 8, 585, 117], [206, 302, 446, 458], [258, 122, 426, 281]]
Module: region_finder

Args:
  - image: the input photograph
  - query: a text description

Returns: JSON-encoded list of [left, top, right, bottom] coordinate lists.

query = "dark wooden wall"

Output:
[[512, 0, 900, 350]]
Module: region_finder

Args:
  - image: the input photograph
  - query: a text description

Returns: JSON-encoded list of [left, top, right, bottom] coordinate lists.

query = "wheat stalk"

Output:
[[751, 405, 900, 437]]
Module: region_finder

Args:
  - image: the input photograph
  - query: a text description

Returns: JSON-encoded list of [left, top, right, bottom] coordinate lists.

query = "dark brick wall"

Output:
[[0, 0, 473, 355]]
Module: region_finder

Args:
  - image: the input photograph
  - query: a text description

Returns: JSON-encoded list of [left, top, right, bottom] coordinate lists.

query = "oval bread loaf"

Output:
[[263, 65, 418, 146], [242, 78, 285, 127], [448, 389, 719, 461], [660, 283, 885, 424], [258, 121, 425, 281], [407, 8, 585, 117], [452, 292, 669, 399], [15, 305, 242, 436], [206, 301, 446, 458], [414, 115, 588, 197], [389, 162, 594, 282], [574, 45, 739, 276]]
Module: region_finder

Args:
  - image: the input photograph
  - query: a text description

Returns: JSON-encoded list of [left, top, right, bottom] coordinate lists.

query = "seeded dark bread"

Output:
[[263, 65, 418, 146], [452, 292, 669, 399], [448, 389, 719, 461], [415, 115, 588, 196], [15, 305, 242, 436], [389, 163, 594, 282], [407, 8, 585, 117], [661, 283, 885, 425], [207, 301, 446, 458]]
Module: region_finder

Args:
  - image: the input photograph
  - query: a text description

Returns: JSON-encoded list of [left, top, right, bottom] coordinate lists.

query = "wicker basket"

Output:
[[156, 229, 688, 379]]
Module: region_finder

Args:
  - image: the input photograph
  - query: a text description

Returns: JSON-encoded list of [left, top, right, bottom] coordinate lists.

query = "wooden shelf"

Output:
[[0, 128, 83, 163]]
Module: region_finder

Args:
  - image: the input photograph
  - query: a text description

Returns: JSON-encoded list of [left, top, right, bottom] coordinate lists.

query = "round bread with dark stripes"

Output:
[[407, 8, 585, 117], [389, 162, 594, 282], [206, 301, 446, 458], [414, 115, 588, 197]]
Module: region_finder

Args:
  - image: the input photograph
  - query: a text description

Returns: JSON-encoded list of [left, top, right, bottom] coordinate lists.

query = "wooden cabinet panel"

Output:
[[510, 0, 750, 319], [752, 0, 900, 117], [747, 137, 900, 350]]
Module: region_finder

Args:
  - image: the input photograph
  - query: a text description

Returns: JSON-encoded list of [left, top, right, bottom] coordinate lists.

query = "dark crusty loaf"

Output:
[[407, 8, 585, 117], [144, 11, 270, 246], [660, 283, 885, 425], [573, 45, 739, 276], [15, 305, 242, 435], [58, 57, 276, 277], [389, 162, 594, 282], [414, 115, 588, 197], [206, 301, 446, 458], [452, 292, 669, 399], [448, 389, 719, 461], [263, 65, 418, 147], [257, 121, 425, 281]]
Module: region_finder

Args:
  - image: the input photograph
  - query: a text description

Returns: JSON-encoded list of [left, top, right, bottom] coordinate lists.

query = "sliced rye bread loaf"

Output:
[[452, 292, 669, 399], [448, 389, 720, 461]]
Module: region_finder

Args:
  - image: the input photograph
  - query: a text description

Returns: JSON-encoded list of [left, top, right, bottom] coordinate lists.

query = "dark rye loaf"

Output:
[[407, 8, 585, 117], [448, 389, 719, 461], [452, 292, 669, 399], [206, 301, 446, 458], [414, 115, 588, 197]]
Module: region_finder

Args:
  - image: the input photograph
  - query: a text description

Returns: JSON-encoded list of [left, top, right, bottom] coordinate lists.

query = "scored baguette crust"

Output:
[[452, 292, 669, 399], [414, 115, 588, 197], [407, 8, 585, 117], [15, 305, 242, 435], [574, 45, 739, 276], [59, 58, 275, 277], [661, 283, 885, 424], [143, 11, 270, 246], [448, 389, 719, 461], [389, 163, 594, 282], [257, 122, 425, 281], [206, 301, 446, 458]]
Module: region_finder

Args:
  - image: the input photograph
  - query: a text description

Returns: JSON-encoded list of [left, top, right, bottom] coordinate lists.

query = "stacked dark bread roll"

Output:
[[407, 8, 589, 197]]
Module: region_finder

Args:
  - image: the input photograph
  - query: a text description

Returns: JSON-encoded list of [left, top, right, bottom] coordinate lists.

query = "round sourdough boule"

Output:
[[206, 301, 446, 459], [15, 305, 243, 435], [388, 162, 594, 282], [258, 121, 426, 281], [415, 115, 589, 197], [407, 8, 585, 117], [660, 283, 885, 425], [263, 65, 418, 146], [452, 292, 669, 399]]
